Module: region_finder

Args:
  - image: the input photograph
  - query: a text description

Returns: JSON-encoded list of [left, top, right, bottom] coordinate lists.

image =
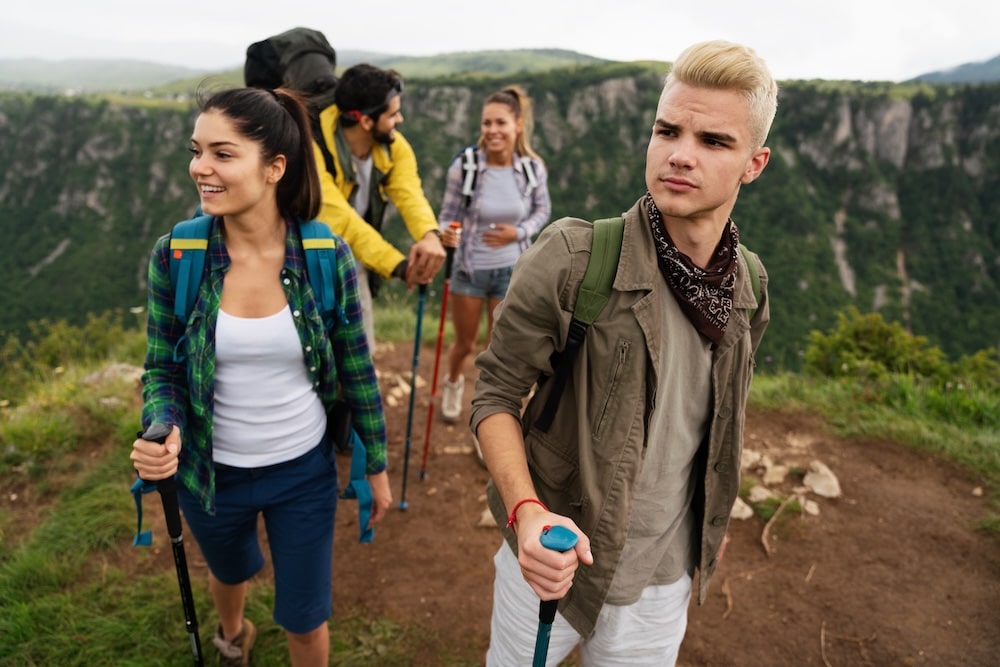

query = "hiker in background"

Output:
[[313, 63, 446, 353], [130, 87, 390, 667], [437, 86, 551, 452], [470, 40, 775, 665]]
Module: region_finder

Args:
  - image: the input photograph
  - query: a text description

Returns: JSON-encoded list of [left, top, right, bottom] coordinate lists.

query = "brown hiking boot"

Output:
[[212, 618, 256, 667]]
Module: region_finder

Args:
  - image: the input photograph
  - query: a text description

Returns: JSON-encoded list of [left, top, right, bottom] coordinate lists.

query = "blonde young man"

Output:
[[471, 40, 777, 665]]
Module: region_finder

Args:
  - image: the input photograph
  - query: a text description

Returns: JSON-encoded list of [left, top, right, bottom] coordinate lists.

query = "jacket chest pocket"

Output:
[[593, 339, 632, 439]]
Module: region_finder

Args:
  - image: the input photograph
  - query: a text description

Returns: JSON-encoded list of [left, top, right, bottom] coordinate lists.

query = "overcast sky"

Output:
[[3, 0, 997, 82]]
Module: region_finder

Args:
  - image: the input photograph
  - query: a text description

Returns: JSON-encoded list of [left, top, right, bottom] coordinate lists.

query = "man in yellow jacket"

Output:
[[313, 63, 445, 350]]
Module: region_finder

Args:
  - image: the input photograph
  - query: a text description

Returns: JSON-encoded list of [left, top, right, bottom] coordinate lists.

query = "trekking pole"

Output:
[[532, 525, 579, 667], [141, 422, 205, 666], [398, 283, 428, 510], [419, 222, 461, 480]]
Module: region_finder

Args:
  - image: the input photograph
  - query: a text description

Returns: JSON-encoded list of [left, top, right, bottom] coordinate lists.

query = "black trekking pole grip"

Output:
[[139, 421, 204, 665], [140, 423, 183, 540], [444, 245, 456, 279], [139, 422, 181, 528], [157, 476, 183, 539]]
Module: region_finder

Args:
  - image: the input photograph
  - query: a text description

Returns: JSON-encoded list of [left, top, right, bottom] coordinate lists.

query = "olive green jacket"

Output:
[[470, 196, 769, 637]]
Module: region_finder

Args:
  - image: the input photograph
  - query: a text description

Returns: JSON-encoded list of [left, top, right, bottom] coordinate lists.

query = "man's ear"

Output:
[[741, 147, 771, 185]]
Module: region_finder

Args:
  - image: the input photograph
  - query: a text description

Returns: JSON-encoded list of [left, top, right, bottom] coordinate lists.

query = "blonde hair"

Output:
[[477, 85, 541, 161], [665, 40, 778, 150]]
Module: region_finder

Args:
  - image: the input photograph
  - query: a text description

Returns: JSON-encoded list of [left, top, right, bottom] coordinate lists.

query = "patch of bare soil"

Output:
[[344, 342, 1000, 666]]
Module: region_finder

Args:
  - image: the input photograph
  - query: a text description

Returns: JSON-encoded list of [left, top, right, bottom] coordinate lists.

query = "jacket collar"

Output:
[[615, 196, 755, 352]]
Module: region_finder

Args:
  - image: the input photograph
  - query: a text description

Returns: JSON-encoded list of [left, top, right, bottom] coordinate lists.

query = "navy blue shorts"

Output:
[[178, 442, 338, 634], [450, 265, 514, 300]]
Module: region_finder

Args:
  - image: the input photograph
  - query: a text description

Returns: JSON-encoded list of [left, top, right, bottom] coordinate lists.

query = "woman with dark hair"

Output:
[[130, 86, 390, 666]]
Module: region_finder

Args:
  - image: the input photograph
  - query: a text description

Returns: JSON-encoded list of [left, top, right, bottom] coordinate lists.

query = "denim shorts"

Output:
[[450, 265, 514, 300], [177, 442, 338, 634]]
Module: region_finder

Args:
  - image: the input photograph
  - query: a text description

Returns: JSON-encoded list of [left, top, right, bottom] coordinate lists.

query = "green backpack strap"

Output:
[[575, 217, 625, 324], [738, 242, 761, 320], [534, 216, 624, 433]]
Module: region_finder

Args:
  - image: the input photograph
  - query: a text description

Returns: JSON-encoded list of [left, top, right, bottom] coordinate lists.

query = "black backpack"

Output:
[[244, 27, 338, 176]]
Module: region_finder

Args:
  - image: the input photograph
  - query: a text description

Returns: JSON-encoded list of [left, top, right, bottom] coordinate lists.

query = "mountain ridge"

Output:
[[2, 46, 999, 94], [2, 68, 998, 370]]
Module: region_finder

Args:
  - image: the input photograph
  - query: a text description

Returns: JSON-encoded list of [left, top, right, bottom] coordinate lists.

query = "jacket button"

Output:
[[713, 462, 729, 473], [719, 405, 732, 418], [711, 515, 727, 527], [292, 310, 301, 318]]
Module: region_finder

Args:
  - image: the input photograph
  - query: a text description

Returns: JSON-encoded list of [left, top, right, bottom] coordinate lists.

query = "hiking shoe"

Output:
[[213, 618, 256, 667], [441, 375, 465, 423]]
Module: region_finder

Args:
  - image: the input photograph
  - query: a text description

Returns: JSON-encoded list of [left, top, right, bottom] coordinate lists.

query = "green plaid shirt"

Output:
[[141, 217, 386, 513]]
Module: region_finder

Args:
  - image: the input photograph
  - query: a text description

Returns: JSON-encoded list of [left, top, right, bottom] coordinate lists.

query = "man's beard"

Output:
[[373, 128, 396, 146]]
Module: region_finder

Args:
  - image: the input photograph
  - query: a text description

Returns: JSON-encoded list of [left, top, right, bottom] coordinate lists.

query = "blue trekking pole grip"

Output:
[[532, 525, 579, 667]]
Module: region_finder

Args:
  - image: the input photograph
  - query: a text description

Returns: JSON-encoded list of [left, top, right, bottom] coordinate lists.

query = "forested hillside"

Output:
[[1, 65, 998, 369]]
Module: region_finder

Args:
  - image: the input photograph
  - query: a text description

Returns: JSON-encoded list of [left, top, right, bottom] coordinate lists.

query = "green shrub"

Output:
[[804, 306, 948, 380]]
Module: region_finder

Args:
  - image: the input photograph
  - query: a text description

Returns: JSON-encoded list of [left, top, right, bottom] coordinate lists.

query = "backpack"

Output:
[[532, 216, 761, 433], [163, 214, 375, 543], [244, 27, 339, 179], [457, 145, 538, 209], [167, 214, 342, 332]]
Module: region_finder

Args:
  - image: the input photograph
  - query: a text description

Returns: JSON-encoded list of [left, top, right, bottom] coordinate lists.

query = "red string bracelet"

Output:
[[506, 498, 548, 529]]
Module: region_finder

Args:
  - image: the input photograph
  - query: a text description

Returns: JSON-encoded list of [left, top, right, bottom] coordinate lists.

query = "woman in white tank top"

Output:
[[131, 86, 390, 666]]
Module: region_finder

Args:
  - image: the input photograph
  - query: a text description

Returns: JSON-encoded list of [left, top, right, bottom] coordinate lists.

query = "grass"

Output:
[[750, 372, 1000, 502], [0, 301, 479, 666], [1, 306, 998, 664]]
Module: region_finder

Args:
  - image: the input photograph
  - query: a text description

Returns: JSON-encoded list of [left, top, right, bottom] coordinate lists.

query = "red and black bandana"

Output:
[[645, 192, 739, 347]]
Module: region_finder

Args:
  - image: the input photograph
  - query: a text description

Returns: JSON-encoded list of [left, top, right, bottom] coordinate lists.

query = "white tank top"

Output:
[[212, 305, 326, 468]]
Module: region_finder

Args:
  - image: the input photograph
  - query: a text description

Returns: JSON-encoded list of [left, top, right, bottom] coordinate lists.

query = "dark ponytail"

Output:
[[197, 86, 321, 220]]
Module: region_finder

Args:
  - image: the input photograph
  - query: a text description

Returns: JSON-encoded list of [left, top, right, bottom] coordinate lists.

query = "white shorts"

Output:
[[486, 542, 692, 667]]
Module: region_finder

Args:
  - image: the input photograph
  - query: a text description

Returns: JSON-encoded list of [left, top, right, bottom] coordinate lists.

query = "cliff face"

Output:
[[1, 73, 998, 368]]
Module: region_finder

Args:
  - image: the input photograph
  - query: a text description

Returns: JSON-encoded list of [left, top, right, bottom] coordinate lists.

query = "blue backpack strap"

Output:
[[167, 215, 212, 363], [129, 477, 159, 546], [299, 219, 344, 330], [300, 219, 371, 542], [338, 429, 374, 543], [168, 215, 212, 323]]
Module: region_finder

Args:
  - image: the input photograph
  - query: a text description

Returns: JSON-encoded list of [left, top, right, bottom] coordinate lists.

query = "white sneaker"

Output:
[[441, 375, 465, 423]]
